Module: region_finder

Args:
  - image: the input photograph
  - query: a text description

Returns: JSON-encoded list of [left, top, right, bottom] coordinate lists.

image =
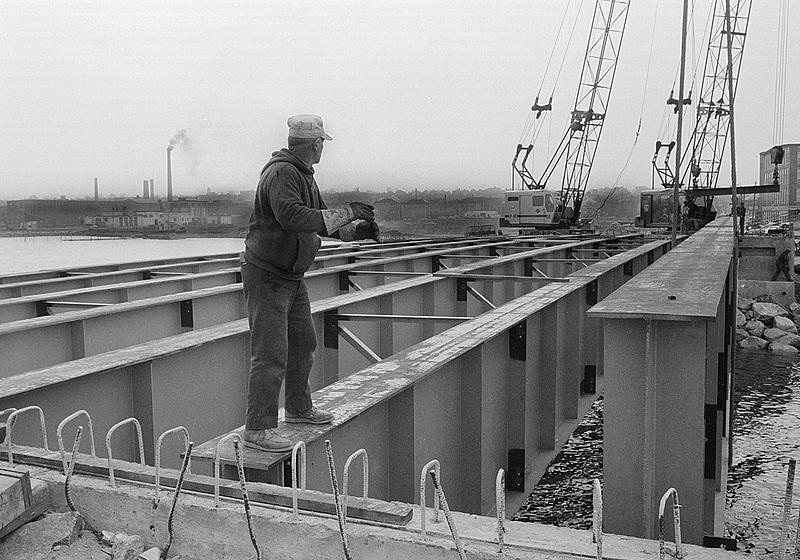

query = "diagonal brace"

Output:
[[338, 325, 381, 364], [465, 284, 496, 310]]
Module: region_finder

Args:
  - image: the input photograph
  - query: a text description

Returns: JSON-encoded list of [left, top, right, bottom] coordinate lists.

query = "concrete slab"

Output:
[[4, 464, 750, 560]]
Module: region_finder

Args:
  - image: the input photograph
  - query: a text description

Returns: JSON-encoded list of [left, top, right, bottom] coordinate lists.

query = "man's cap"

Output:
[[287, 114, 332, 140]]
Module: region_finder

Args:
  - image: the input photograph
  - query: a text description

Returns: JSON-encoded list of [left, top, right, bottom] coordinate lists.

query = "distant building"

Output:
[[374, 198, 401, 220], [756, 143, 800, 224], [401, 199, 430, 219], [7, 197, 251, 230]]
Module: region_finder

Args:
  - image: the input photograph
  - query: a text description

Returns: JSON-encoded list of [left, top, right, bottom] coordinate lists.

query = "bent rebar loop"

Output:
[[57, 410, 97, 475], [213, 432, 243, 507], [419, 459, 442, 535], [154, 426, 191, 500], [658, 487, 683, 560], [105, 417, 145, 487], [496, 468, 506, 552], [5, 406, 49, 465], [341, 448, 369, 519], [291, 440, 307, 520]]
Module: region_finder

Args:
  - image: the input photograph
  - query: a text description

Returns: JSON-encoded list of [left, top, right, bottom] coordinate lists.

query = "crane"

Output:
[[648, 0, 753, 227], [508, 0, 631, 229], [685, 0, 751, 218]]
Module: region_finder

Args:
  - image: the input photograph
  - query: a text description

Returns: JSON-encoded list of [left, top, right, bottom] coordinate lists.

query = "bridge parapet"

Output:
[[588, 217, 735, 545]]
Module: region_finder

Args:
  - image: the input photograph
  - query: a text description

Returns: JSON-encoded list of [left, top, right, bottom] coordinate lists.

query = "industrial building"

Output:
[[755, 143, 800, 224]]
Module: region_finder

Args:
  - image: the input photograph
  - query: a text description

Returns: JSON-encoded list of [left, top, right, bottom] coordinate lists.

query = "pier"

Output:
[[0, 220, 739, 557]]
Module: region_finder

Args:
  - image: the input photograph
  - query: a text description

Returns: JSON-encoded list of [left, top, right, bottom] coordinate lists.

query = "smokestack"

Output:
[[143, 180, 149, 199], [149, 179, 154, 199], [94, 178, 99, 201], [167, 146, 173, 202]]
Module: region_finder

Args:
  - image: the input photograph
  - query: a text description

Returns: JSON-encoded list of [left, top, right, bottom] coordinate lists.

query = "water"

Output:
[[516, 353, 800, 556], [727, 350, 800, 556], [0, 235, 245, 275], [513, 398, 603, 529]]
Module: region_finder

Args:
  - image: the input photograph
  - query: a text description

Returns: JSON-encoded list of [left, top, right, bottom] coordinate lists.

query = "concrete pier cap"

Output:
[[2, 463, 746, 560]]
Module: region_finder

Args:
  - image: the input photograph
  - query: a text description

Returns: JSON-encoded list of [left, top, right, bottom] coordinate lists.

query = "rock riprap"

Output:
[[737, 296, 800, 353]]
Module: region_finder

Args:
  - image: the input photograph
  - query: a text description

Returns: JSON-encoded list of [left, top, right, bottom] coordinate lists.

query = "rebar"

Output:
[[592, 478, 603, 560], [154, 426, 191, 500], [325, 439, 353, 560], [795, 475, 800, 560], [429, 469, 466, 560], [658, 487, 683, 560], [496, 469, 506, 552], [291, 440, 307, 520], [342, 448, 369, 519], [52, 425, 100, 550], [64, 426, 83, 513], [57, 410, 96, 475], [232, 439, 261, 560], [780, 458, 796, 560], [105, 417, 145, 487], [5, 406, 49, 465], [419, 459, 442, 535], [160, 440, 193, 560], [213, 432, 243, 508]]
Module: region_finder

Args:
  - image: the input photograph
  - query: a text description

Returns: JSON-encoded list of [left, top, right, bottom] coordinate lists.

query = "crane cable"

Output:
[[519, 0, 575, 144], [538, 0, 577, 100], [518, 0, 586, 145], [586, 0, 661, 220], [656, 0, 715, 172], [611, 0, 659, 188], [662, 0, 707, 133], [529, 0, 588, 149], [773, 0, 788, 145]]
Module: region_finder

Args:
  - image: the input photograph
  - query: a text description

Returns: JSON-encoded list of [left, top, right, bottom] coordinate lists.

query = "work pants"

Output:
[[242, 261, 314, 430]]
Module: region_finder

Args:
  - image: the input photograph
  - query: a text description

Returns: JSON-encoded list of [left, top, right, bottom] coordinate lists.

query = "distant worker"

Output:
[[772, 249, 792, 282], [242, 114, 379, 452], [736, 201, 746, 238]]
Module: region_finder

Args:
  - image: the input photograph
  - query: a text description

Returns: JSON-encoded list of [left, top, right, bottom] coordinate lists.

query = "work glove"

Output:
[[353, 220, 380, 242], [338, 220, 380, 242], [349, 202, 375, 222]]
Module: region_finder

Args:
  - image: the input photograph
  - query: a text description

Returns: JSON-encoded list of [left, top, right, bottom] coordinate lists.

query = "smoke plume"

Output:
[[167, 128, 200, 176], [167, 128, 190, 152]]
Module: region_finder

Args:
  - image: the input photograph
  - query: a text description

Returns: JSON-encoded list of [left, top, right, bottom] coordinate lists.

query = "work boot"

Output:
[[243, 428, 293, 453], [285, 406, 334, 424]]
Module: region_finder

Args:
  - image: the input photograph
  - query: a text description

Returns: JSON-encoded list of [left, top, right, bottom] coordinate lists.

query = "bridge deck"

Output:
[[588, 219, 734, 321], [1, 233, 674, 522]]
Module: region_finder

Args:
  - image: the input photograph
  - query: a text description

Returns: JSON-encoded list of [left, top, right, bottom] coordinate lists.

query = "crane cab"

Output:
[[499, 190, 562, 232], [637, 189, 675, 228]]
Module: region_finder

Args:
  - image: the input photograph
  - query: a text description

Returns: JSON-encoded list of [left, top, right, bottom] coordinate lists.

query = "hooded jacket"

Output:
[[244, 149, 353, 280]]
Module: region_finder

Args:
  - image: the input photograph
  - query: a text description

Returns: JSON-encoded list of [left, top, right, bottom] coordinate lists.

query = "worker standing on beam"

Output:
[[242, 114, 378, 452]]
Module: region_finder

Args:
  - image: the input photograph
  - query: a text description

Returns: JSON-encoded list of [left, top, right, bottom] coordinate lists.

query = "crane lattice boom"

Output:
[[512, 0, 630, 226]]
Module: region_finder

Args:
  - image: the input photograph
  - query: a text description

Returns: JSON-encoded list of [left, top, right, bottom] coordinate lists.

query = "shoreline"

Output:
[[0, 229, 246, 240]]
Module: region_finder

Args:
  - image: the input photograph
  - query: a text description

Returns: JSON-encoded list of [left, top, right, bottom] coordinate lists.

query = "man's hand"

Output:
[[349, 202, 375, 222]]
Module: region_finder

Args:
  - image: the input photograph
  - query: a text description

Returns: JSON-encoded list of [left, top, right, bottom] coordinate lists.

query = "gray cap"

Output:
[[287, 114, 333, 140]]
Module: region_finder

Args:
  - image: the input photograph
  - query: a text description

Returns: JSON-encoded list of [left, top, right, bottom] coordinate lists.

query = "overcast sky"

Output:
[[0, 1, 796, 200]]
